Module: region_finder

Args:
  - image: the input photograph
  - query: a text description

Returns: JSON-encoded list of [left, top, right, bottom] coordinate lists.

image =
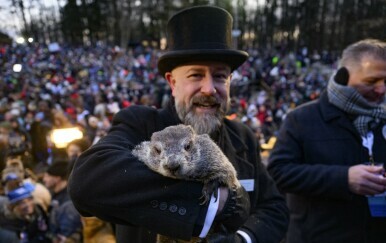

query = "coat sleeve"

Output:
[[68, 107, 208, 240], [267, 109, 352, 200]]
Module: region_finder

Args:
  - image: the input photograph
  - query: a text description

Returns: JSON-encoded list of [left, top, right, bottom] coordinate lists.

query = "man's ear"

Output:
[[334, 67, 349, 85], [165, 72, 175, 91]]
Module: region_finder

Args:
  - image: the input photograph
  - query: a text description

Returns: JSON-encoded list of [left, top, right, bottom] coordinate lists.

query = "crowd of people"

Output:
[[0, 35, 338, 242], [0, 40, 337, 160]]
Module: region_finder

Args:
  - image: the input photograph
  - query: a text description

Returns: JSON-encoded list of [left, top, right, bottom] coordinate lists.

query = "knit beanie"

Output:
[[46, 161, 69, 179], [7, 182, 35, 204]]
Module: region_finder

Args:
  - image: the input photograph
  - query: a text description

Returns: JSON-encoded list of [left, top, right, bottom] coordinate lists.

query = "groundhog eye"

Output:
[[184, 142, 192, 151], [153, 146, 161, 155]]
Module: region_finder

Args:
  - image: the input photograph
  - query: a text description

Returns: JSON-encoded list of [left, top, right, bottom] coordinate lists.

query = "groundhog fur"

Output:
[[132, 124, 240, 202], [131, 124, 241, 243]]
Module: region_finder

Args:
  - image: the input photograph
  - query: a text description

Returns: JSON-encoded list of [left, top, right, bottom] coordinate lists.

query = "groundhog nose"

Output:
[[164, 160, 180, 173]]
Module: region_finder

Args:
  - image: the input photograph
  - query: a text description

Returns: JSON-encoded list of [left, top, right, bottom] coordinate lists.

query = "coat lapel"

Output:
[[319, 92, 361, 140], [221, 120, 255, 179]]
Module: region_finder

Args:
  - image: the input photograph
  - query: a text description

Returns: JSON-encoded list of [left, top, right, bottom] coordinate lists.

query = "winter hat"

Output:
[[46, 161, 69, 179], [2, 172, 20, 183], [7, 182, 35, 204]]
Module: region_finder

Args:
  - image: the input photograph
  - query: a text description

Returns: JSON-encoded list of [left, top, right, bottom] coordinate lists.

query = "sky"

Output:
[[0, 0, 63, 38]]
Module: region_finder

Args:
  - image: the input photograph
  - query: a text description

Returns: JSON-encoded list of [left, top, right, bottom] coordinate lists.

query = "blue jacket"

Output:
[[50, 200, 82, 239]]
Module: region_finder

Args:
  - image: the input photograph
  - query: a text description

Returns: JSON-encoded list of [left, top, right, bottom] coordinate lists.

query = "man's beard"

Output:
[[175, 95, 229, 135]]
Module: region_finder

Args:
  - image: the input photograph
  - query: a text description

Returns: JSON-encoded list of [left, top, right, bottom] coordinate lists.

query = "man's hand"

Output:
[[215, 186, 250, 233], [348, 164, 386, 196]]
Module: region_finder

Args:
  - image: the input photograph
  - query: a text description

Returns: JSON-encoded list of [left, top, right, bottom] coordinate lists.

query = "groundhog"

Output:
[[131, 124, 241, 242], [132, 124, 241, 203]]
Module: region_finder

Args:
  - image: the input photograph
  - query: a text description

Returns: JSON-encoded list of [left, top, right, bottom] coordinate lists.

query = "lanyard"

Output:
[[361, 131, 374, 163]]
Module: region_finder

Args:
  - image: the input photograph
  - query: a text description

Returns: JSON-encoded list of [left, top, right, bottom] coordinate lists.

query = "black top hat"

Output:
[[158, 5, 248, 76]]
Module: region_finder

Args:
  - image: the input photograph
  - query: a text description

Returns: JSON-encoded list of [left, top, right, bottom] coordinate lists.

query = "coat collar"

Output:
[[319, 91, 360, 138], [160, 98, 183, 127], [223, 119, 248, 153], [319, 91, 347, 122]]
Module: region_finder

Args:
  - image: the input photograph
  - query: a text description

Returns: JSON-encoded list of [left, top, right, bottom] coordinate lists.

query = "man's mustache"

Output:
[[191, 95, 221, 105]]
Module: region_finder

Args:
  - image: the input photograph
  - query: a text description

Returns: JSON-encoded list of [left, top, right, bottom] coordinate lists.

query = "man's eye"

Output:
[[216, 74, 226, 79], [368, 79, 386, 86], [214, 74, 228, 82], [188, 73, 202, 78]]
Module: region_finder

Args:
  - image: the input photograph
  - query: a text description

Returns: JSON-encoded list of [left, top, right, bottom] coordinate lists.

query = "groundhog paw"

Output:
[[200, 181, 220, 205]]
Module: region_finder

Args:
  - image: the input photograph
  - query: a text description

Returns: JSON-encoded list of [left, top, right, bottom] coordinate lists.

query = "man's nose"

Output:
[[200, 76, 216, 95]]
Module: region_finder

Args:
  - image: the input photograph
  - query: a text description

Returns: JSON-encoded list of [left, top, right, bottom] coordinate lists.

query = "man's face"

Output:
[[67, 144, 82, 159], [347, 56, 386, 104], [11, 197, 34, 220], [43, 173, 60, 192], [165, 62, 232, 134]]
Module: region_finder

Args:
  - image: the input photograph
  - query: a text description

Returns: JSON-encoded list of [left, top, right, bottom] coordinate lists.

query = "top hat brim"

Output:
[[158, 49, 248, 76]]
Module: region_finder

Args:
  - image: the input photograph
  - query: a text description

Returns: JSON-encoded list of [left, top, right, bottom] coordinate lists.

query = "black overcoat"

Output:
[[68, 101, 288, 243], [268, 92, 386, 243]]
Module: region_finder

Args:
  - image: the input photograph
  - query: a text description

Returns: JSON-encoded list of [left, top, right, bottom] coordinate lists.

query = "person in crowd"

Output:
[[267, 39, 386, 243], [8, 117, 32, 166], [66, 138, 91, 163], [0, 121, 13, 170], [2, 176, 51, 242], [43, 161, 71, 204], [2, 156, 51, 212], [43, 160, 83, 242], [0, 174, 26, 243], [69, 5, 288, 243], [29, 103, 53, 168], [83, 116, 99, 144]]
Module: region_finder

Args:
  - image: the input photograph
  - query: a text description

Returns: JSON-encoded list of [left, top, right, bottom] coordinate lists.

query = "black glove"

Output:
[[334, 67, 349, 85], [214, 186, 250, 233], [206, 232, 244, 243]]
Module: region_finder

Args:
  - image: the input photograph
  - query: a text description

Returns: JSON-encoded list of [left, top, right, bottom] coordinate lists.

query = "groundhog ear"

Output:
[[150, 131, 160, 140], [132, 142, 150, 160]]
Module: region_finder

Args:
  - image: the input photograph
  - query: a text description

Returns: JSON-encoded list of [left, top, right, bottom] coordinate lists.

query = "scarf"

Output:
[[327, 73, 386, 137]]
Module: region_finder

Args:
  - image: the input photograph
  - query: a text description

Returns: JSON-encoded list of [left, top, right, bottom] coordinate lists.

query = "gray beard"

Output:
[[175, 97, 228, 135]]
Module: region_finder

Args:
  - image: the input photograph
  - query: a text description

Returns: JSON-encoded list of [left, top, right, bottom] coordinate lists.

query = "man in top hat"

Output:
[[69, 5, 288, 243]]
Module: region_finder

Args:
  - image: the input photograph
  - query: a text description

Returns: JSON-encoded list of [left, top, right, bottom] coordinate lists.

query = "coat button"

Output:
[[169, 204, 177, 213], [178, 207, 186, 215], [150, 200, 158, 208], [159, 202, 168, 210]]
